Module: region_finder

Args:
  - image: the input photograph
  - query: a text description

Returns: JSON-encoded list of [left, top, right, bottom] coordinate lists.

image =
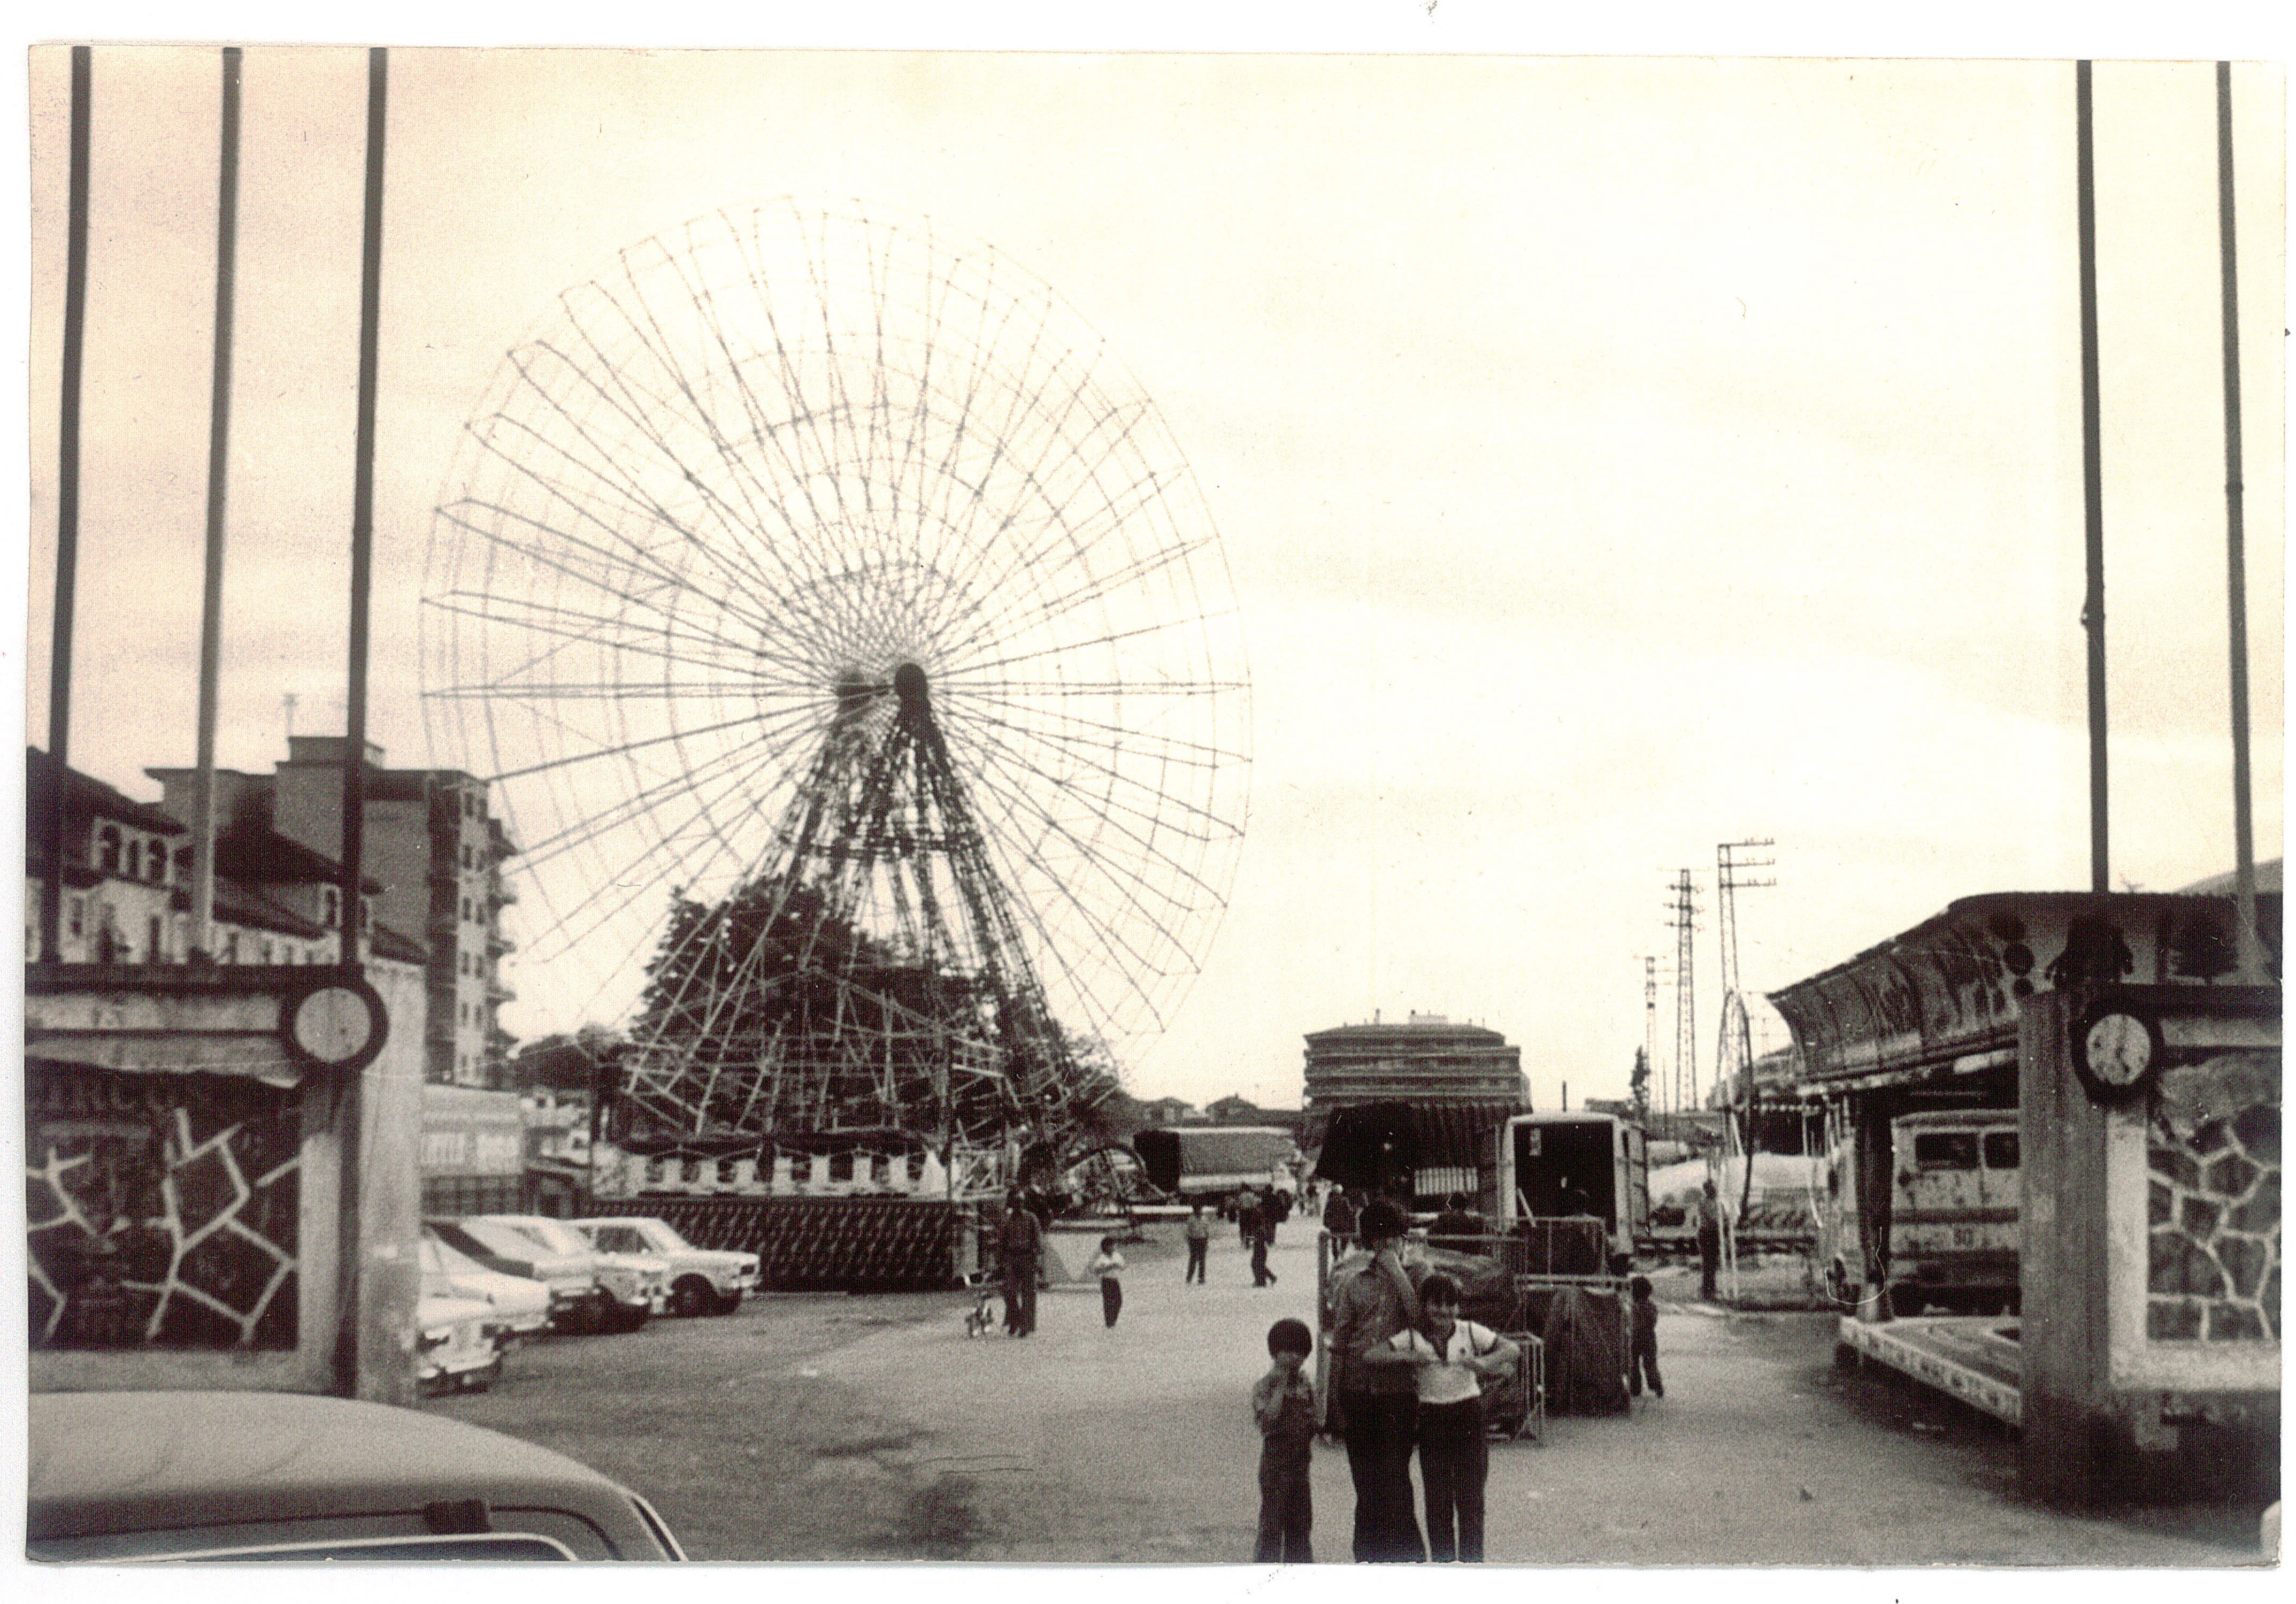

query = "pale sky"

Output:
[[20, 39, 2287, 1113]]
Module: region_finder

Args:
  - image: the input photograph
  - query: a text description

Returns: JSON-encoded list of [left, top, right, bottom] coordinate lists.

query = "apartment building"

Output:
[[151, 736, 519, 1087]]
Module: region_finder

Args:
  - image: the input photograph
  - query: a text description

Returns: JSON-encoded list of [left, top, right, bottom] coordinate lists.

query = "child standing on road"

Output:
[[1370, 1271, 1517, 1563], [1628, 1273, 1663, 1399], [1253, 1317, 1317, 1562], [1184, 1204, 1211, 1284], [1091, 1237, 1127, 1328]]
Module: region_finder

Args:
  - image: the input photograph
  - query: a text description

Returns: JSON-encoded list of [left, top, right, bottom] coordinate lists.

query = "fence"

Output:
[[632, 1195, 979, 1292]]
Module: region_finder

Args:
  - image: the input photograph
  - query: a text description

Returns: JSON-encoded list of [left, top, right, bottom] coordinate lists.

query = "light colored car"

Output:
[[415, 1287, 504, 1394], [428, 1215, 610, 1334], [421, 1229, 551, 1341], [28, 1390, 686, 1561], [576, 1216, 759, 1316], [481, 1214, 669, 1332]]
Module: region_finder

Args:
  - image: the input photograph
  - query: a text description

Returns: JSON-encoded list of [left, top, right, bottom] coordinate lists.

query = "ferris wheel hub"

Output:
[[892, 661, 931, 715]]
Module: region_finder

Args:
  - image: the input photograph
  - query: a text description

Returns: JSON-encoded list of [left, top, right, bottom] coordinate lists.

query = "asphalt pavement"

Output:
[[787, 1227, 2265, 1565]]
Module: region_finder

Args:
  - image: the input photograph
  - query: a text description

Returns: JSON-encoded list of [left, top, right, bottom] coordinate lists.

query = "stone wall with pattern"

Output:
[[26, 1065, 301, 1350], [2146, 1052, 2280, 1344]]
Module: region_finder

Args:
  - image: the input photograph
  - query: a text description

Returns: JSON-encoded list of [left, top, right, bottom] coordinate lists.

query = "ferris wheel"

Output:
[[420, 201, 1250, 1147]]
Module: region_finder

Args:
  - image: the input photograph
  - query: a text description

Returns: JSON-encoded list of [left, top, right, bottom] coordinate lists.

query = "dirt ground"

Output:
[[423, 1226, 2274, 1565]]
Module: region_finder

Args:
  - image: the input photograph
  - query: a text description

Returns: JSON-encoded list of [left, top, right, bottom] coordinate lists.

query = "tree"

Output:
[[507, 1024, 627, 1094], [1630, 1046, 1651, 1118]]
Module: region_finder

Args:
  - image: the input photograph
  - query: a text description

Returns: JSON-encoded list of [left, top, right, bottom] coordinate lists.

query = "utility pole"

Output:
[[1640, 955, 1659, 1115], [2214, 62, 2263, 983], [1665, 871, 1700, 1116], [2077, 59, 2110, 892], [41, 45, 91, 963], [1715, 840, 1776, 1017], [189, 47, 243, 961]]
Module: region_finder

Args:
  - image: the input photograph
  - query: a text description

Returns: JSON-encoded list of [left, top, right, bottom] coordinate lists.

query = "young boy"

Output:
[[1252, 1317, 1317, 1562], [1184, 1204, 1211, 1284], [1628, 1273, 1663, 1399], [1370, 1271, 1517, 1563], [1091, 1237, 1126, 1328]]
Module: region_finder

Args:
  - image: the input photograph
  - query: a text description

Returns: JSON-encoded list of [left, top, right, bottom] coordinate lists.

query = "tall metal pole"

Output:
[[2214, 61, 2262, 981], [2077, 60, 2110, 893], [1670, 870, 1697, 1115], [42, 45, 93, 963], [339, 47, 386, 978], [190, 47, 243, 961], [332, 45, 388, 1401]]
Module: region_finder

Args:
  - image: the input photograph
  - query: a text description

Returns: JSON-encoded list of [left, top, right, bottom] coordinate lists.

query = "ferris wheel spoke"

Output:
[[515, 736, 771, 880], [941, 686, 1240, 771], [961, 720, 1216, 932], [912, 259, 1036, 574], [439, 489, 723, 639], [941, 679, 1240, 766], [430, 681, 755, 702], [947, 405, 1163, 627], [891, 233, 960, 584], [574, 265, 860, 628], [940, 520, 1217, 672], [495, 354, 798, 642], [949, 716, 1239, 849], [483, 707, 765, 787], [747, 214, 865, 552], [521, 331, 823, 633], [726, 220, 861, 552], [460, 419, 776, 648], [963, 753, 1184, 1017], [423, 590, 760, 685], [529, 765, 772, 964], [661, 245, 873, 612], [919, 288, 1070, 594], [964, 719, 1234, 907], [940, 615, 1222, 684], [943, 679, 1244, 697], [927, 388, 1110, 618]]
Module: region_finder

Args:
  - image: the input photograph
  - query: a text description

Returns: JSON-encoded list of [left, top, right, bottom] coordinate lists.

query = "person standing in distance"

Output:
[[1091, 1235, 1126, 1329], [1235, 1184, 1262, 1249], [1330, 1198, 1426, 1562], [1694, 1178, 1723, 1302], [1183, 1202, 1212, 1284], [999, 1188, 1043, 1337]]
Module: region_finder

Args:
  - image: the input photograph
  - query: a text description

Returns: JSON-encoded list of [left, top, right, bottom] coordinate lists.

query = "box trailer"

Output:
[[1130, 1126, 1298, 1204], [1495, 1111, 1650, 1263]]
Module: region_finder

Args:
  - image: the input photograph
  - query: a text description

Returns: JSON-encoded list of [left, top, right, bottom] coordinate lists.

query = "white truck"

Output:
[[1814, 1108, 2021, 1318]]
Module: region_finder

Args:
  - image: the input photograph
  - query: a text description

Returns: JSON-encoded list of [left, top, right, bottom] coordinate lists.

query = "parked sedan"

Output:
[[427, 1216, 610, 1335], [28, 1390, 686, 1561], [414, 1287, 504, 1395], [421, 1229, 551, 1343], [575, 1216, 759, 1316], [478, 1214, 669, 1332]]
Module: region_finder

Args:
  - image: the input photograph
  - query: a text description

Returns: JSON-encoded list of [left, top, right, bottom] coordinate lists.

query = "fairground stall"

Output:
[[1769, 888, 2279, 1505]]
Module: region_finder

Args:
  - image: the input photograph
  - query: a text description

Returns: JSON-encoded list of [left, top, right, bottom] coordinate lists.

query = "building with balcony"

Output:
[[30, 747, 419, 972], [1300, 1011, 1528, 1148], [150, 736, 519, 1088]]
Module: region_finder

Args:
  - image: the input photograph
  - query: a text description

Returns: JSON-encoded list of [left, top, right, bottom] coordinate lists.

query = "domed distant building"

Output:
[[1301, 1012, 1527, 1148]]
